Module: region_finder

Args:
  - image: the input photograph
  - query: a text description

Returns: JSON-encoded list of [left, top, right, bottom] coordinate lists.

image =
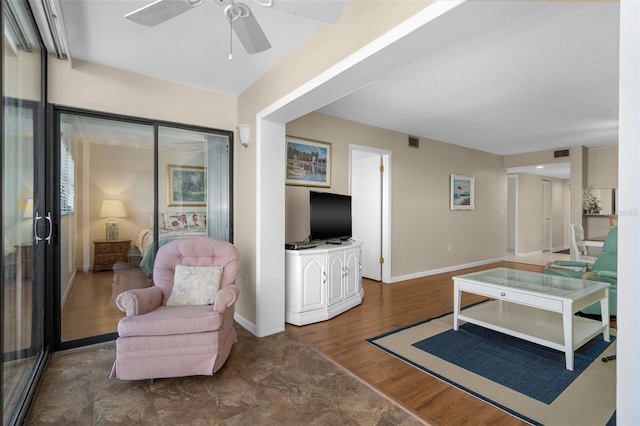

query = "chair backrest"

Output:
[[570, 224, 588, 255], [592, 226, 617, 273], [152, 237, 239, 305]]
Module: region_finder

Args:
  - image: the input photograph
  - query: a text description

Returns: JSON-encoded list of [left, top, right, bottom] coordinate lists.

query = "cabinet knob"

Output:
[[500, 292, 506, 297]]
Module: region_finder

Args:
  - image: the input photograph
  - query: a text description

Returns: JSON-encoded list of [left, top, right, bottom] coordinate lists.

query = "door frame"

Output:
[[348, 144, 391, 283]]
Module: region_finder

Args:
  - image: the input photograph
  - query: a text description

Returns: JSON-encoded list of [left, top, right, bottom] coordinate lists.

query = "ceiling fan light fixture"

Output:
[[224, 3, 251, 22]]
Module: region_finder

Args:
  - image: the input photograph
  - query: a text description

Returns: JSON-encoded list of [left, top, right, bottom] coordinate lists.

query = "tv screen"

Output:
[[310, 191, 352, 241]]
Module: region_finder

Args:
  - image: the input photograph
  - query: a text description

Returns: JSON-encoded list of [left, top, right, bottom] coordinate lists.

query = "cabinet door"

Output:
[[327, 251, 345, 306], [300, 254, 326, 312], [344, 248, 361, 298]]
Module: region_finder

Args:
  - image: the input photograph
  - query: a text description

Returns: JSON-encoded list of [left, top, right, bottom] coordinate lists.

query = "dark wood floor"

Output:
[[286, 261, 603, 425], [61, 271, 123, 342]]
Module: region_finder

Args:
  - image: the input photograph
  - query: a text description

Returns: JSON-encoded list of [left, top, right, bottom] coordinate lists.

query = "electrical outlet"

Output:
[[448, 244, 452, 252]]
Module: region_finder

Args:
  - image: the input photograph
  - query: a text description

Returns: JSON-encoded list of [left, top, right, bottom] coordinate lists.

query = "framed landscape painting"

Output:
[[285, 136, 331, 187], [450, 174, 475, 210], [167, 164, 206, 207]]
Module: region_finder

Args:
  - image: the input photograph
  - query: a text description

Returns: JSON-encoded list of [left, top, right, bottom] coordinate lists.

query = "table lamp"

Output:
[[99, 200, 126, 240], [23, 198, 33, 219]]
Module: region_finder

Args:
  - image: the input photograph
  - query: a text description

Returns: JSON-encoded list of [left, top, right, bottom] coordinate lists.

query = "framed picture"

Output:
[[286, 136, 331, 187], [167, 164, 206, 207], [450, 174, 475, 210]]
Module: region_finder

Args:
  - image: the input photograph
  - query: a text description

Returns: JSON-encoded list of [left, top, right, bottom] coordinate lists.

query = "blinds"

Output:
[[60, 140, 75, 215]]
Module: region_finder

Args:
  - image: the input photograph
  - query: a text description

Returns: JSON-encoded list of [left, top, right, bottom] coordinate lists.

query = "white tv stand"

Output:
[[285, 240, 363, 326]]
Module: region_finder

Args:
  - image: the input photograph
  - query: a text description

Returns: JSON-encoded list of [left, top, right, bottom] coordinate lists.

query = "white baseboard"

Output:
[[234, 312, 286, 337], [515, 250, 543, 257], [390, 257, 507, 283], [61, 268, 77, 308], [234, 313, 257, 336]]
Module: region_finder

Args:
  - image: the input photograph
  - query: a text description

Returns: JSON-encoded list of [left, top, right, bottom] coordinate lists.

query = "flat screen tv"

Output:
[[309, 191, 352, 242]]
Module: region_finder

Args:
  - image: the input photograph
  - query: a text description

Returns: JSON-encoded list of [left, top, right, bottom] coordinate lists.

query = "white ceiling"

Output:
[[54, 1, 620, 179]]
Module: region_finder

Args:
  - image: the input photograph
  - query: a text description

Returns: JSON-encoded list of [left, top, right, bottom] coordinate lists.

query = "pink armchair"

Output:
[[111, 237, 240, 380]]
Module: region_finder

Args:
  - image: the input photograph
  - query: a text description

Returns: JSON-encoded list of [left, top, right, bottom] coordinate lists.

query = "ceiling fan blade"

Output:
[[125, 0, 199, 27], [232, 10, 271, 54], [265, 0, 345, 24]]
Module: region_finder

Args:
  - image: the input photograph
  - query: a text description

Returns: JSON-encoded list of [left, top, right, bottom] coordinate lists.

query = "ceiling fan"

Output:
[[125, 0, 345, 59]]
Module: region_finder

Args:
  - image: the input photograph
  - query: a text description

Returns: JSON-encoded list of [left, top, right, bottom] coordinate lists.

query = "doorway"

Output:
[[349, 145, 391, 283]]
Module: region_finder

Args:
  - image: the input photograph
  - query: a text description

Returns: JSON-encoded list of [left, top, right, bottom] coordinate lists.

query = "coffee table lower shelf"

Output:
[[457, 300, 608, 364]]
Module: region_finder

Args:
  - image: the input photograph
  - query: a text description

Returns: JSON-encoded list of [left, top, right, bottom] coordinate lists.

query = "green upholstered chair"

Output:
[[542, 226, 617, 316]]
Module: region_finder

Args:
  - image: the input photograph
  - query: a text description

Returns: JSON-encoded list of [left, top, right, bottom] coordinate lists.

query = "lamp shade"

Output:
[[99, 200, 126, 218], [23, 198, 33, 218]]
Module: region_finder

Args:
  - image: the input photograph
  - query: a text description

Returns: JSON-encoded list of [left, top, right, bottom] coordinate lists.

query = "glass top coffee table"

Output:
[[452, 267, 610, 370]]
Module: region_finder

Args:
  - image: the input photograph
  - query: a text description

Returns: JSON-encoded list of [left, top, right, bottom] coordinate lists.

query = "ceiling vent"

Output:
[[553, 149, 570, 158], [408, 136, 419, 149]]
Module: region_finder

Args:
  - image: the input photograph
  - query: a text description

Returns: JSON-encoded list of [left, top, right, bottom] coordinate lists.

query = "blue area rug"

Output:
[[412, 322, 614, 404], [366, 310, 617, 425]]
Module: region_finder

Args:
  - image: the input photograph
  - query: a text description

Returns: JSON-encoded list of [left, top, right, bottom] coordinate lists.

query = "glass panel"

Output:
[[58, 114, 154, 343], [2, 1, 43, 423], [459, 267, 604, 297], [158, 126, 231, 247]]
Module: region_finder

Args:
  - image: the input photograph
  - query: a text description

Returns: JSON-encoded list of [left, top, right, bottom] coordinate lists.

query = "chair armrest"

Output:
[[544, 260, 588, 270], [116, 286, 163, 316], [582, 270, 617, 280], [213, 284, 240, 314], [584, 240, 604, 248], [594, 270, 617, 279], [553, 260, 589, 268]]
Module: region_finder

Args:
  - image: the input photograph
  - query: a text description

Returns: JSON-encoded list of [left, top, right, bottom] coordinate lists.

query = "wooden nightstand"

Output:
[[93, 239, 131, 273]]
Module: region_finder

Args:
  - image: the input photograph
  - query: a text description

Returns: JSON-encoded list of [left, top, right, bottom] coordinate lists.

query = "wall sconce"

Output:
[[99, 200, 126, 240], [237, 124, 251, 146]]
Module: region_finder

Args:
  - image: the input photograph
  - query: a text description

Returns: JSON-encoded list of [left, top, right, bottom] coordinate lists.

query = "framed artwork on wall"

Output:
[[450, 174, 475, 210], [285, 136, 331, 187], [167, 164, 207, 207]]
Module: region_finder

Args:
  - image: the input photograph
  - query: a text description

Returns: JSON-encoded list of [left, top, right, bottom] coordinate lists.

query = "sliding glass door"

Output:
[[57, 113, 154, 345], [2, 2, 46, 424], [55, 111, 233, 348]]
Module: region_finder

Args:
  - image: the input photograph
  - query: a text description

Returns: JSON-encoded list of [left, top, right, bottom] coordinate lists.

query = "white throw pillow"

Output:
[[166, 265, 223, 306]]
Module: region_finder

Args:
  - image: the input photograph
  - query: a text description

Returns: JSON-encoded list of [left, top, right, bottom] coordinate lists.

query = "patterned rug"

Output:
[[367, 311, 616, 426]]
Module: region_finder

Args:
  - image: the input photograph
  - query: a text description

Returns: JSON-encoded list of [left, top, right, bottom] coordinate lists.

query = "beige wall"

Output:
[[287, 112, 507, 278], [588, 145, 618, 189], [48, 57, 236, 129]]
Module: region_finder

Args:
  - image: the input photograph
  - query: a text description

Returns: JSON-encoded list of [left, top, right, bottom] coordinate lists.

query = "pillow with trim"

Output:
[[164, 214, 188, 230], [166, 265, 223, 306], [185, 212, 206, 230]]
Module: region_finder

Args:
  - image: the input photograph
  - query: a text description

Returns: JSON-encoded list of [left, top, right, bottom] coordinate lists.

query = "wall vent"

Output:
[[553, 149, 570, 158], [408, 136, 419, 149]]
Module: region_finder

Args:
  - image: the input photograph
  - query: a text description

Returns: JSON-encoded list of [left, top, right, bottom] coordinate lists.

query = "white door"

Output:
[[542, 180, 552, 251], [351, 151, 382, 280]]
